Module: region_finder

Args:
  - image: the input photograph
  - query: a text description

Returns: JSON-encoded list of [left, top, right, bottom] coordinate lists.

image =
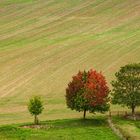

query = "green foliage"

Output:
[[28, 96, 44, 116], [28, 96, 44, 124], [111, 63, 140, 114]]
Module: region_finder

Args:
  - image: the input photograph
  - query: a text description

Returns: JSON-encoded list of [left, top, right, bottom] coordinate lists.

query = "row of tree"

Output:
[[28, 63, 140, 124]]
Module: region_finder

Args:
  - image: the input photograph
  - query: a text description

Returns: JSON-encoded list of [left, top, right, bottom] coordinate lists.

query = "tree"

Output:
[[111, 63, 140, 116], [66, 69, 110, 119], [28, 96, 44, 125]]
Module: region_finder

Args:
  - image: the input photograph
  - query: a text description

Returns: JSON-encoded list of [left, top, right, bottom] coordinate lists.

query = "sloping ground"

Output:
[[0, 0, 140, 124], [0, 118, 120, 140]]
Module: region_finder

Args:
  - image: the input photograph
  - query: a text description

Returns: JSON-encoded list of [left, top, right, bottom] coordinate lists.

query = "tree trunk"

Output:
[[83, 109, 86, 119], [131, 105, 135, 116], [34, 115, 39, 125], [131, 105, 136, 120]]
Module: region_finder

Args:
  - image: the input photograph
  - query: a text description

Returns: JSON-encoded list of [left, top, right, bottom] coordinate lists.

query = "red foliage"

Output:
[[66, 69, 109, 111], [84, 69, 109, 107], [66, 71, 84, 100]]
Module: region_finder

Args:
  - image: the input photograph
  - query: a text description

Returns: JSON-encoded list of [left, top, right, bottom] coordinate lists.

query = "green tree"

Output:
[[28, 96, 44, 125], [111, 63, 140, 116]]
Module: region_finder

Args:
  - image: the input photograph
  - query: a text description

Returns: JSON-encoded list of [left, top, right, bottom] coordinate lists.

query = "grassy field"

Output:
[[0, 0, 140, 124], [0, 117, 121, 140], [112, 116, 140, 140]]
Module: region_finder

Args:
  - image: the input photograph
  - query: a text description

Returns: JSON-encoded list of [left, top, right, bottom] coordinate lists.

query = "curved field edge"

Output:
[[0, 117, 121, 140]]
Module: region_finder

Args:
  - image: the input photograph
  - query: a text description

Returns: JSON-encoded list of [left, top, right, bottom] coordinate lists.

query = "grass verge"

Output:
[[112, 116, 140, 140], [0, 117, 120, 140]]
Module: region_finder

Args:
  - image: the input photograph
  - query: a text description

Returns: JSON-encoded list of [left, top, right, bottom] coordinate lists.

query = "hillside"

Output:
[[0, 0, 140, 124]]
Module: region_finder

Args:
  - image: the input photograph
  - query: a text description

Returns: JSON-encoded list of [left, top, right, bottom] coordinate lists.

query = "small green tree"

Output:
[[28, 96, 44, 125], [111, 63, 140, 116]]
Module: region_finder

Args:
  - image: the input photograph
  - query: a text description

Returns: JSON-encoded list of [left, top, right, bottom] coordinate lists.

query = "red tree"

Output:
[[66, 69, 110, 119]]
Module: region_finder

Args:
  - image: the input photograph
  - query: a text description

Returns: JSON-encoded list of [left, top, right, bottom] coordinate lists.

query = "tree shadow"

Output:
[[38, 117, 108, 130]]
